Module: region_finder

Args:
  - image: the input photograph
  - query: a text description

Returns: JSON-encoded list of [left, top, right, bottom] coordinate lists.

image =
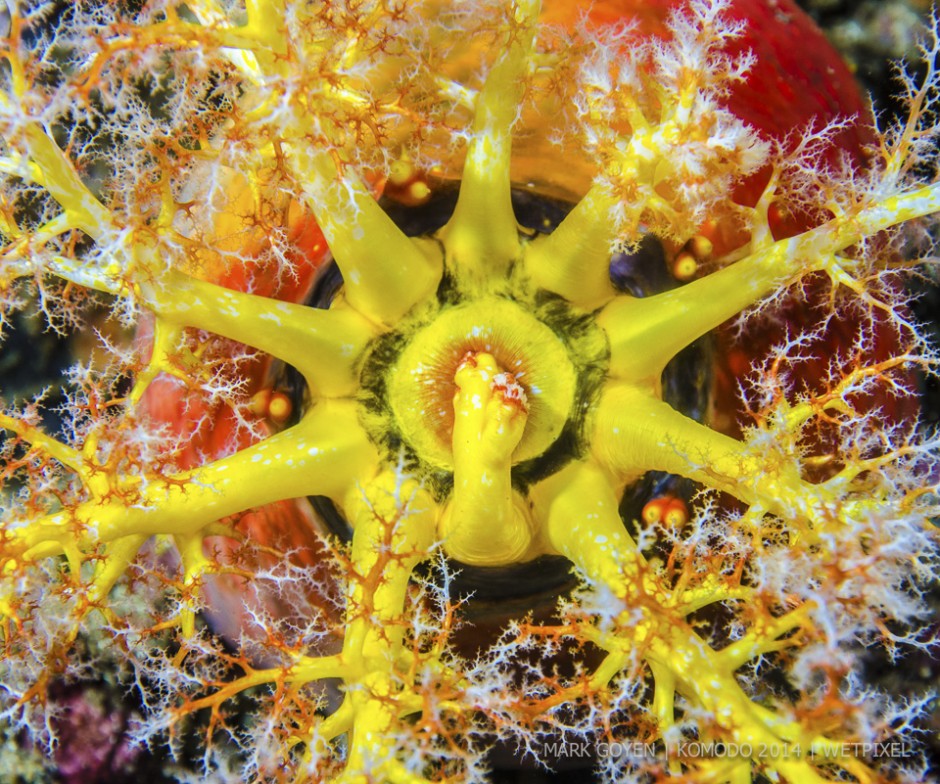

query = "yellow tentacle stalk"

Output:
[[440, 0, 542, 282]]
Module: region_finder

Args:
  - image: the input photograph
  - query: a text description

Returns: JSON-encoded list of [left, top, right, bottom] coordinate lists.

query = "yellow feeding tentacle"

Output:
[[343, 473, 437, 665], [531, 460, 645, 596], [440, 0, 541, 282], [148, 269, 378, 398], [9, 401, 378, 562], [287, 144, 443, 326], [339, 472, 437, 779], [22, 124, 114, 238], [536, 462, 838, 783], [87, 534, 149, 608], [439, 352, 533, 566], [597, 242, 798, 381], [600, 180, 940, 380], [523, 186, 619, 310], [592, 382, 769, 497], [590, 384, 857, 543]]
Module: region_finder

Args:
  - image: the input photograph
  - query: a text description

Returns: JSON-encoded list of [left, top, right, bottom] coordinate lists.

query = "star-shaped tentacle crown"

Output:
[[1, 0, 938, 781]]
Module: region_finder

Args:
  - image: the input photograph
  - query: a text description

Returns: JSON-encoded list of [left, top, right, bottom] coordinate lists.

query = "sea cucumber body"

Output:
[[141, 0, 891, 641]]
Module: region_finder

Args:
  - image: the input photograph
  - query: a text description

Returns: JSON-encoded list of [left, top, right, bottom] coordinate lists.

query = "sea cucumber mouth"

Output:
[[385, 298, 579, 469]]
